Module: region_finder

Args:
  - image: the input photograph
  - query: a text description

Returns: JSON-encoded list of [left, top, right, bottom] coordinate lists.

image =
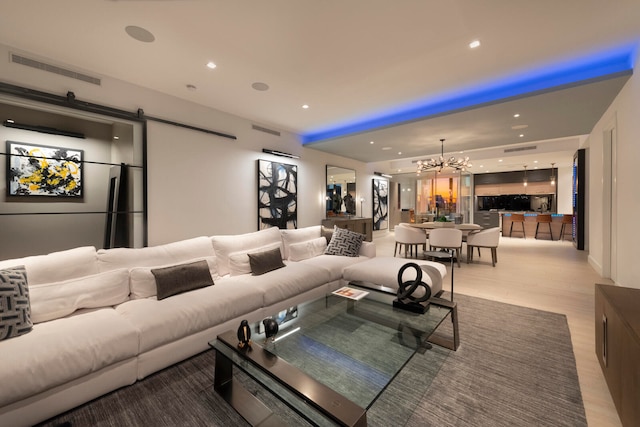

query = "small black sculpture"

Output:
[[393, 262, 432, 314], [237, 319, 252, 350], [262, 318, 279, 342]]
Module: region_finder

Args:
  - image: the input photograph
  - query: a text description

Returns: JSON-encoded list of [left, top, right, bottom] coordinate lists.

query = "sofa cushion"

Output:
[[280, 225, 321, 259], [321, 225, 334, 244], [115, 282, 264, 353], [249, 247, 286, 275], [152, 260, 214, 300], [97, 236, 215, 271], [29, 268, 130, 324], [220, 263, 333, 307], [227, 241, 282, 277], [0, 265, 32, 341], [298, 254, 369, 281], [324, 227, 365, 257], [288, 237, 327, 261], [211, 227, 282, 277], [0, 246, 99, 286], [0, 308, 138, 408], [129, 257, 218, 300]]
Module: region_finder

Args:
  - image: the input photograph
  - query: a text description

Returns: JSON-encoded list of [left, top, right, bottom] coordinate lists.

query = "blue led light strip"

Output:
[[302, 43, 637, 144]]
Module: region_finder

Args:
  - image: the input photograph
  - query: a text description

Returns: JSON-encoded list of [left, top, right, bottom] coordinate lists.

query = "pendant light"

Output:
[[523, 165, 528, 187], [550, 163, 556, 186]]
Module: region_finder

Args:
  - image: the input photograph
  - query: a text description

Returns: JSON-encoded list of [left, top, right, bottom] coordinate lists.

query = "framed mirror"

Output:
[[326, 165, 356, 217]]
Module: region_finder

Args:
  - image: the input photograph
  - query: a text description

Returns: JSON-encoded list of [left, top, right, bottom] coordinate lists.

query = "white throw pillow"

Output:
[[29, 268, 130, 324], [281, 226, 321, 259], [211, 227, 282, 277], [288, 237, 327, 262], [228, 242, 282, 277], [129, 256, 218, 299]]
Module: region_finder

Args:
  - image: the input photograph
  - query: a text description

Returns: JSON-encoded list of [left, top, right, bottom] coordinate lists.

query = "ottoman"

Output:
[[342, 257, 447, 297]]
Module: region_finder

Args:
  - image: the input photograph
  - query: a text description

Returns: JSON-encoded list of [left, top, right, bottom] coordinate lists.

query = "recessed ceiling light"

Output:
[[479, 165, 484, 168], [251, 82, 269, 91], [397, 169, 401, 172], [113, 136, 119, 140], [469, 40, 481, 49], [498, 159, 503, 162], [302, 104, 310, 109], [186, 84, 197, 91], [398, 151, 402, 155], [514, 113, 520, 118], [206, 61, 217, 69], [370, 141, 375, 144], [534, 160, 538, 163], [519, 134, 524, 137], [125, 26, 155, 43]]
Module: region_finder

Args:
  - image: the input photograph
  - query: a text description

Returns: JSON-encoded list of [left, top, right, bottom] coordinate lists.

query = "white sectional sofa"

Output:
[[0, 225, 375, 427]]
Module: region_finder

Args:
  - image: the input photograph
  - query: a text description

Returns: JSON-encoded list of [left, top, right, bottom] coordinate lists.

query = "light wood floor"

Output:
[[373, 230, 621, 427]]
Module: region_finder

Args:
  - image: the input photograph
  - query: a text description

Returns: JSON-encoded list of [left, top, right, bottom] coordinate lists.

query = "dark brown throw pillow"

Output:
[[151, 260, 214, 300], [321, 225, 334, 244], [248, 247, 285, 276]]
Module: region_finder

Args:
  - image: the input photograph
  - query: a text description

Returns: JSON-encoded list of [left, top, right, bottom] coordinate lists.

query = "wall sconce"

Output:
[[262, 148, 300, 159]]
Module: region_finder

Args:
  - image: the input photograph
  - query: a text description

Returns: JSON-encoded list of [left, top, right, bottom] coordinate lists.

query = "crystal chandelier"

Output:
[[416, 139, 472, 174]]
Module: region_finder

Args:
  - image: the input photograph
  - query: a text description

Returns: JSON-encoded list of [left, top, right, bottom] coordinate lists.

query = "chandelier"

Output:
[[416, 139, 472, 174]]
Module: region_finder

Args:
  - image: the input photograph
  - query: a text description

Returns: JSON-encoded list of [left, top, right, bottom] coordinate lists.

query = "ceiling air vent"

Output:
[[504, 145, 537, 153], [10, 53, 101, 86], [252, 124, 281, 137]]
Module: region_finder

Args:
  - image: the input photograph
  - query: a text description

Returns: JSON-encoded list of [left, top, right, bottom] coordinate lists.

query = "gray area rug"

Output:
[[37, 293, 586, 427]]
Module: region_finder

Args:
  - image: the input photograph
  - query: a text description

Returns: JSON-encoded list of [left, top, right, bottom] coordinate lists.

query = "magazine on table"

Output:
[[332, 286, 369, 300]]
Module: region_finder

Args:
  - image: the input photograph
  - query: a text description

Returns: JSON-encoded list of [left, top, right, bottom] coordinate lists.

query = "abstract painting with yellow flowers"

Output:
[[6, 141, 83, 197]]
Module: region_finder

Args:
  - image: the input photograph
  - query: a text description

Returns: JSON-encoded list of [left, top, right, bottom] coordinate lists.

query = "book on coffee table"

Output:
[[332, 286, 369, 300]]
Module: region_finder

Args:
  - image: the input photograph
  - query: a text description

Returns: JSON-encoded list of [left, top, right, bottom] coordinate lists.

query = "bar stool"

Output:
[[559, 214, 573, 241], [535, 214, 553, 240], [508, 213, 526, 238]]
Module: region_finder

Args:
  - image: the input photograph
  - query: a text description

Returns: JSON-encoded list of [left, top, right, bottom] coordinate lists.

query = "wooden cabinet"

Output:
[[595, 284, 640, 427], [321, 217, 373, 242]]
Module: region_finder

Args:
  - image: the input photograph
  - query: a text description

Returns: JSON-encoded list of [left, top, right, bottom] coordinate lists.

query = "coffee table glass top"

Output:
[[244, 290, 451, 410]]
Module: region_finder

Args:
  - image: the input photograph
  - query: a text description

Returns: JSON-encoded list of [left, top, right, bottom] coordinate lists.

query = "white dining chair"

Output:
[[466, 227, 500, 266], [394, 223, 427, 258], [428, 228, 463, 267]]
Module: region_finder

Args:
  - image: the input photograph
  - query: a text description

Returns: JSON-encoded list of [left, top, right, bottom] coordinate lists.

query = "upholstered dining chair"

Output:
[[466, 227, 500, 267], [394, 223, 427, 258], [428, 228, 463, 267]]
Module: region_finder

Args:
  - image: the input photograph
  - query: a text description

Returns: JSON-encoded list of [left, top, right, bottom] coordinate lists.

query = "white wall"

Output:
[[0, 43, 371, 250], [586, 46, 640, 288]]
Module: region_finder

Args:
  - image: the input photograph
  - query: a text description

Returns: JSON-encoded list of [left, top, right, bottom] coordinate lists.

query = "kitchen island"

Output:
[[501, 212, 572, 240]]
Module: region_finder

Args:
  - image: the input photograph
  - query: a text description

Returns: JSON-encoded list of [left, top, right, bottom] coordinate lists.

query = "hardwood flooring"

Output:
[[372, 230, 621, 427]]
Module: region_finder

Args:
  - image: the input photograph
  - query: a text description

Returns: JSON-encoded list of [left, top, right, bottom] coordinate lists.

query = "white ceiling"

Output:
[[1, 0, 640, 173]]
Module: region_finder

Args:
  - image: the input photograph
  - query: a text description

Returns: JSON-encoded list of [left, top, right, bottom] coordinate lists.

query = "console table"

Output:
[[322, 217, 373, 241], [595, 283, 640, 427]]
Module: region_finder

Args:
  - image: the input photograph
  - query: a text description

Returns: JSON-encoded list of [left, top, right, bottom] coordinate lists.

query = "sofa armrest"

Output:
[[359, 241, 376, 258]]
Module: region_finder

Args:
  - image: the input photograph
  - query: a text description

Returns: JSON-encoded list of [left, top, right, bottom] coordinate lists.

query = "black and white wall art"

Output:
[[258, 159, 297, 229], [372, 178, 388, 230]]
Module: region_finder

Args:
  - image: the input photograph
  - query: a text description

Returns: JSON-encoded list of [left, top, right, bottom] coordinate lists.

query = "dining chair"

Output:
[[466, 227, 500, 266], [428, 228, 463, 267], [394, 223, 427, 258]]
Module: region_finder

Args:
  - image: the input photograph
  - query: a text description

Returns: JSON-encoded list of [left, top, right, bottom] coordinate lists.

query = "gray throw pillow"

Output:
[[321, 225, 334, 244], [324, 227, 365, 257], [0, 265, 33, 341], [151, 260, 214, 300], [248, 247, 285, 276]]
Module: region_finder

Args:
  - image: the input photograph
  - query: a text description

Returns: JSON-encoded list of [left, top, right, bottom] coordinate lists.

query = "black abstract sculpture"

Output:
[[237, 319, 252, 350], [393, 262, 432, 314], [262, 318, 279, 342]]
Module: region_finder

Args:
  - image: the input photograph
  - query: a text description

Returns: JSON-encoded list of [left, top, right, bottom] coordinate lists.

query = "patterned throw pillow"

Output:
[[0, 265, 33, 340], [324, 227, 365, 257]]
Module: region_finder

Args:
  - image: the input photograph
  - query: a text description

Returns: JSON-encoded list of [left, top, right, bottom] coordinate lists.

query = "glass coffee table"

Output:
[[210, 285, 457, 426]]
